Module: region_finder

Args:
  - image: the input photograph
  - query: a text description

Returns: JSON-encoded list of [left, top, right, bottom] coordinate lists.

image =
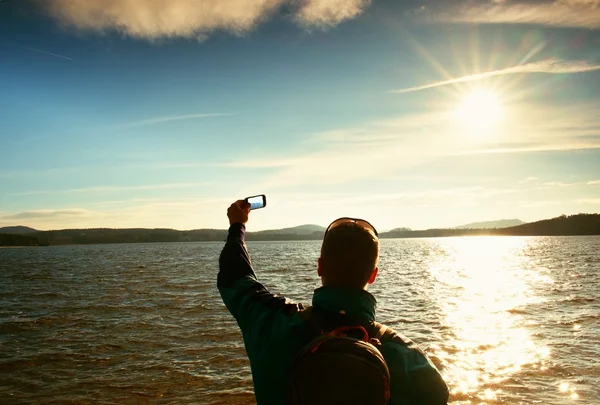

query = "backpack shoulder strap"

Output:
[[372, 321, 388, 340], [299, 305, 410, 347]]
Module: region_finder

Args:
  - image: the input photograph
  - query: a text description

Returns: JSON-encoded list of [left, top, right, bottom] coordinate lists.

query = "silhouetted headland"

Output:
[[0, 233, 48, 247]]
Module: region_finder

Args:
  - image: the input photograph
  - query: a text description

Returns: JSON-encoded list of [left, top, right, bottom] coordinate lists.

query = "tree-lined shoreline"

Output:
[[1, 214, 599, 246]]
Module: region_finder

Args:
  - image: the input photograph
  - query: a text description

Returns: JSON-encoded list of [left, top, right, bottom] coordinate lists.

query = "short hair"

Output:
[[320, 222, 379, 288]]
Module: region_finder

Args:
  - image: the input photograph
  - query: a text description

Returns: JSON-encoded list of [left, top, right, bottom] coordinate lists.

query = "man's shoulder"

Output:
[[375, 322, 449, 401], [373, 322, 439, 368], [374, 322, 421, 350]]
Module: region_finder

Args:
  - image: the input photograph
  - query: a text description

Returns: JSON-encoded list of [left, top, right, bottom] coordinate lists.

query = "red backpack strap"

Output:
[[300, 305, 387, 344], [328, 325, 369, 342]]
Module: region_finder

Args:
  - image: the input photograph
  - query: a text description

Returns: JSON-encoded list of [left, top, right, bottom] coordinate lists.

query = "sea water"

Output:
[[1, 236, 599, 404]]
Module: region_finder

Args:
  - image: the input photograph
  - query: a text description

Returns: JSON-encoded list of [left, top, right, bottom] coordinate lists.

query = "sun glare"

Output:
[[456, 90, 502, 130]]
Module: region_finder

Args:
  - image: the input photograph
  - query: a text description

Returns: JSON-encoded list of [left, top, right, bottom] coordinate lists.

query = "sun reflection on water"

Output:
[[427, 237, 553, 403]]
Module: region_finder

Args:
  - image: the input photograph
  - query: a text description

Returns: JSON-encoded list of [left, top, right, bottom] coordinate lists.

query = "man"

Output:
[[218, 200, 449, 404]]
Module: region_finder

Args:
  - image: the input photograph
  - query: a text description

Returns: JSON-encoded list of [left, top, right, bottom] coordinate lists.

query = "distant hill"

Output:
[[381, 214, 599, 238], [387, 227, 412, 233], [0, 226, 38, 234], [246, 225, 325, 241], [495, 214, 600, 236], [252, 224, 325, 236], [453, 219, 525, 229]]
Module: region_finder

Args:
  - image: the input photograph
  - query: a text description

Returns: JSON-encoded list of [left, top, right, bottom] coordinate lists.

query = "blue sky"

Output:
[[1, 0, 599, 231]]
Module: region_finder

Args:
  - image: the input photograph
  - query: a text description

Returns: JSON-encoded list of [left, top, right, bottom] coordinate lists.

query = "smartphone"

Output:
[[245, 194, 267, 210]]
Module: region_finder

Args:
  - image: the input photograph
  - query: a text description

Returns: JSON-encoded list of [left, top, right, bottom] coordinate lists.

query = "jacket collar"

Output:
[[312, 285, 377, 322]]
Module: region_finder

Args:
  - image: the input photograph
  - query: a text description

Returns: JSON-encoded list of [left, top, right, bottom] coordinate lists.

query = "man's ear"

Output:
[[317, 257, 323, 277], [367, 267, 378, 285]]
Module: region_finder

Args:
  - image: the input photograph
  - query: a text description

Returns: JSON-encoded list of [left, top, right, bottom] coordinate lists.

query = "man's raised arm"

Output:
[[218, 209, 256, 289], [218, 200, 299, 333]]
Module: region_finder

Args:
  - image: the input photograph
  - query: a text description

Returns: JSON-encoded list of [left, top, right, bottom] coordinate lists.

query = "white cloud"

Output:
[[541, 181, 580, 187], [295, 0, 371, 28], [437, 0, 600, 29], [38, 0, 372, 40], [392, 58, 600, 93], [587, 180, 600, 185], [39, 0, 284, 40], [34, 0, 600, 40]]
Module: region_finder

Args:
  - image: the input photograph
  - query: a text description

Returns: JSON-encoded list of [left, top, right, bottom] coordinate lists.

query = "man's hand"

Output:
[[227, 200, 251, 226]]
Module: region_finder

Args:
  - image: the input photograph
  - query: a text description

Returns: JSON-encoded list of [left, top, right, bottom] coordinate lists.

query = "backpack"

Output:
[[288, 308, 391, 405]]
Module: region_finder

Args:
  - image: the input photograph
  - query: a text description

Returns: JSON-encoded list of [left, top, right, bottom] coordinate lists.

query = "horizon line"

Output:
[[5, 214, 600, 233]]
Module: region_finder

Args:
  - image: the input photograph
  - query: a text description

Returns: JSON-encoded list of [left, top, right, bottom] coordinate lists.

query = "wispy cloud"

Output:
[[518, 177, 538, 184], [392, 58, 600, 93], [115, 113, 232, 129], [0, 198, 233, 230], [38, 0, 371, 41], [219, 158, 303, 169], [542, 181, 579, 188], [0, 188, 516, 230], [13, 182, 210, 196], [222, 100, 600, 189], [514, 180, 600, 191], [227, 110, 462, 189], [26, 46, 73, 61], [520, 200, 563, 208], [529, 181, 589, 192], [455, 142, 600, 156], [451, 100, 600, 155], [3, 209, 95, 220], [574, 198, 600, 204], [86, 196, 228, 208], [436, 0, 600, 29], [344, 187, 517, 204], [262, 187, 518, 219]]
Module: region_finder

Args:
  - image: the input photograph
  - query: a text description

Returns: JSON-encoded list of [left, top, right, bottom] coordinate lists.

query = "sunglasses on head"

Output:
[[324, 217, 379, 238]]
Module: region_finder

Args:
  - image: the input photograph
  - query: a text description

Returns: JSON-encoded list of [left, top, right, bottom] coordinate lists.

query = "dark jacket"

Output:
[[218, 223, 449, 405]]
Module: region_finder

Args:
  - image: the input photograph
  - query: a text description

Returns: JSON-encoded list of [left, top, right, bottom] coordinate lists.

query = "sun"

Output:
[[456, 90, 502, 130]]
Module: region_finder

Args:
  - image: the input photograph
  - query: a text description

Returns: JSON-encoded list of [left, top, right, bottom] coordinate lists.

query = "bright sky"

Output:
[[1, 0, 599, 231]]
